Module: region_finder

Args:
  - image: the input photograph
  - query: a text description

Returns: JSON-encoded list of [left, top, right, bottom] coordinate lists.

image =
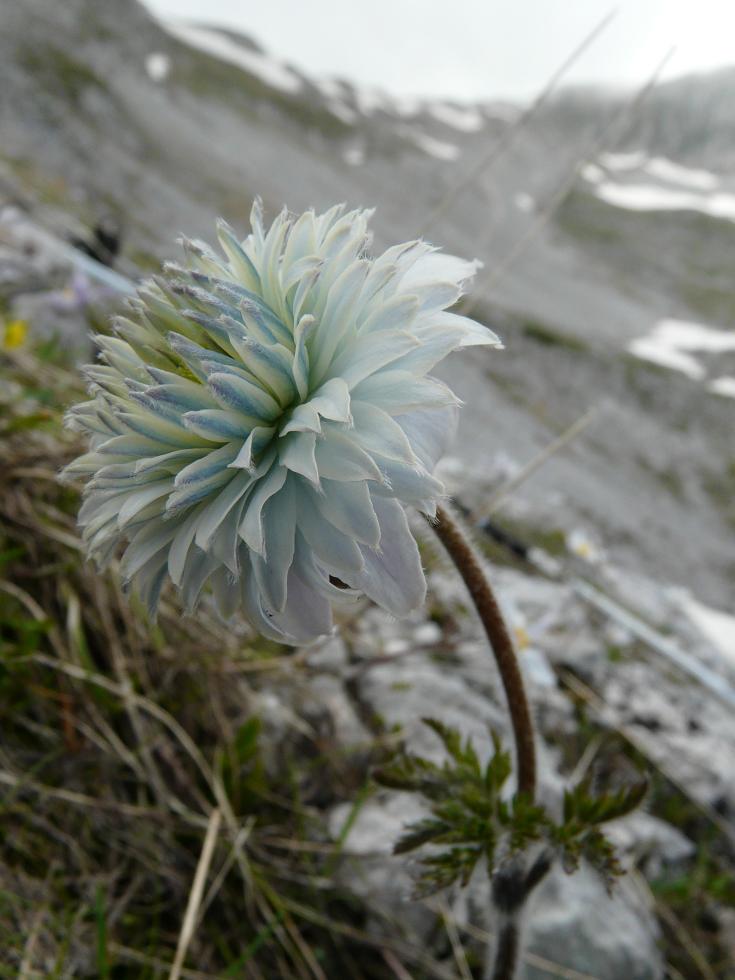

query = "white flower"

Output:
[[62, 201, 500, 644]]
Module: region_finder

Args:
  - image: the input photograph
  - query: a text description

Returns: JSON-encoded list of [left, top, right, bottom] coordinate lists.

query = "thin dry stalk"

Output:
[[471, 408, 597, 522], [169, 807, 223, 980], [382, 948, 416, 980], [462, 48, 675, 315], [437, 897, 473, 980], [421, 8, 617, 234]]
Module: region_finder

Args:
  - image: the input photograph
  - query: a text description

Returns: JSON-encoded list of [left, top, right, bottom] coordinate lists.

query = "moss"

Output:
[[18, 44, 107, 108], [678, 280, 735, 325], [474, 514, 567, 571], [704, 459, 735, 529]]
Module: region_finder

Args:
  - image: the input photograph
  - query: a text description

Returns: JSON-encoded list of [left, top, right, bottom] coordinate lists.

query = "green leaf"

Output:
[[234, 716, 261, 765], [422, 717, 482, 775]]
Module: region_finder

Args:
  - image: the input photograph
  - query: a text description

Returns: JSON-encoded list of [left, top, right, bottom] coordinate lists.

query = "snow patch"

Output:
[[628, 318, 735, 382], [683, 597, 735, 670], [343, 145, 365, 166], [642, 157, 719, 191], [593, 181, 735, 221], [708, 376, 735, 399], [164, 21, 302, 94], [650, 319, 735, 353], [328, 101, 357, 124], [598, 151, 647, 171], [598, 152, 719, 191], [315, 77, 346, 101], [315, 77, 358, 123], [407, 130, 460, 161], [514, 191, 534, 213], [352, 85, 391, 115], [428, 102, 484, 132], [145, 52, 170, 83], [581, 163, 605, 184], [628, 337, 705, 380]]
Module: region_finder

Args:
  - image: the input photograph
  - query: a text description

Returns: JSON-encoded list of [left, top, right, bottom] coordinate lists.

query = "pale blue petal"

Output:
[[350, 402, 418, 464], [353, 497, 426, 616], [315, 478, 381, 548], [239, 464, 288, 554], [278, 431, 319, 484], [395, 406, 458, 472], [314, 429, 383, 482], [298, 490, 364, 575]]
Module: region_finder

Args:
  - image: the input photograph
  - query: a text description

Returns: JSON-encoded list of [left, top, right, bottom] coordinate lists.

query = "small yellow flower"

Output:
[[3, 319, 28, 350], [514, 625, 530, 651]]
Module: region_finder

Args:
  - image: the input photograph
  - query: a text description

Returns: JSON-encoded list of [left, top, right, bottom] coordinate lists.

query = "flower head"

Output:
[[62, 202, 500, 643]]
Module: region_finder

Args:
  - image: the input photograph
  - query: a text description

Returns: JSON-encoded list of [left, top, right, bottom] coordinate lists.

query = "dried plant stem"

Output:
[[429, 504, 537, 800]]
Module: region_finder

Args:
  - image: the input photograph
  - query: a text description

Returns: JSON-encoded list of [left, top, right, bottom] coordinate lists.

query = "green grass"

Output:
[[17, 44, 108, 109]]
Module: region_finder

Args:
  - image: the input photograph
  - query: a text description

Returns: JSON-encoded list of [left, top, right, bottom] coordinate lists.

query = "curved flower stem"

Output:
[[491, 919, 520, 980], [428, 504, 537, 800]]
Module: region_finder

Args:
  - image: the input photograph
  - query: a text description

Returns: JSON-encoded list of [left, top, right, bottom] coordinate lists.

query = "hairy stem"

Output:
[[429, 504, 537, 799], [491, 918, 520, 980]]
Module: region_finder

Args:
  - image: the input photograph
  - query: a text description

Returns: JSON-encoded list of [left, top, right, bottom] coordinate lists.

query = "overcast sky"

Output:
[[143, 0, 735, 103]]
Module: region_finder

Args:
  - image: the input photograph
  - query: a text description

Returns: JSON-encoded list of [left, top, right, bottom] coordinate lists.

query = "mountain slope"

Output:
[[1, 0, 734, 607]]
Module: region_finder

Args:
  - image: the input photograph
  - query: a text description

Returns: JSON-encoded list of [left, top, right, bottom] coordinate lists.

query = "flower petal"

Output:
[[353, 497, 426, 616]]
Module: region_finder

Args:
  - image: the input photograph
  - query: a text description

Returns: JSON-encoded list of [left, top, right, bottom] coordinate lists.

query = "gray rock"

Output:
[[606, 812, 695, 878], [518, 863, 664, 980], [328, 794, 436, 940]]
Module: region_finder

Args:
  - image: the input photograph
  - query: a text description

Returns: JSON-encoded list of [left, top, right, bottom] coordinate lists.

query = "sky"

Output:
[[142, 0, 735, 104]]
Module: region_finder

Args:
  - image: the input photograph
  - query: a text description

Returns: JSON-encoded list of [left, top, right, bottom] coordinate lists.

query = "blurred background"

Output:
[[1, 1, 734, 977]]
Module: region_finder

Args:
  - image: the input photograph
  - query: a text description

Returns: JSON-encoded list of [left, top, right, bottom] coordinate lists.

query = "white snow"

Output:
[[145, 52, 170, 82], [350, 87, 422, 117], [352, 85, 391, 115], [313, 77, 358, 122], [581, 163, 605, 184], [628, 337, 705, 380], [164, 21, 302, 94], [428, 102, 484, 132], [407, 130, 460, 161], [599, 152, 719, 191], [683, 597, 735, 670], [628, 318, 735, 382], [343, 145, 365, 166], [392, 94, 423, 117], [599, 151, 646, 171], [514, 191, 534, 213], [642, 157, 719, 191], [315, 77, 346, 101], [651, 319, 735, 353], [328, 101, 358, 124], [708, 376, 735, 399], [594, 180, 735, 221]]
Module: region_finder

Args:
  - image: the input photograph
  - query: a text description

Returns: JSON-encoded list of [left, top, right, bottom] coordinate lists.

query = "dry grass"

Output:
[[0, 345, 461, 979]]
